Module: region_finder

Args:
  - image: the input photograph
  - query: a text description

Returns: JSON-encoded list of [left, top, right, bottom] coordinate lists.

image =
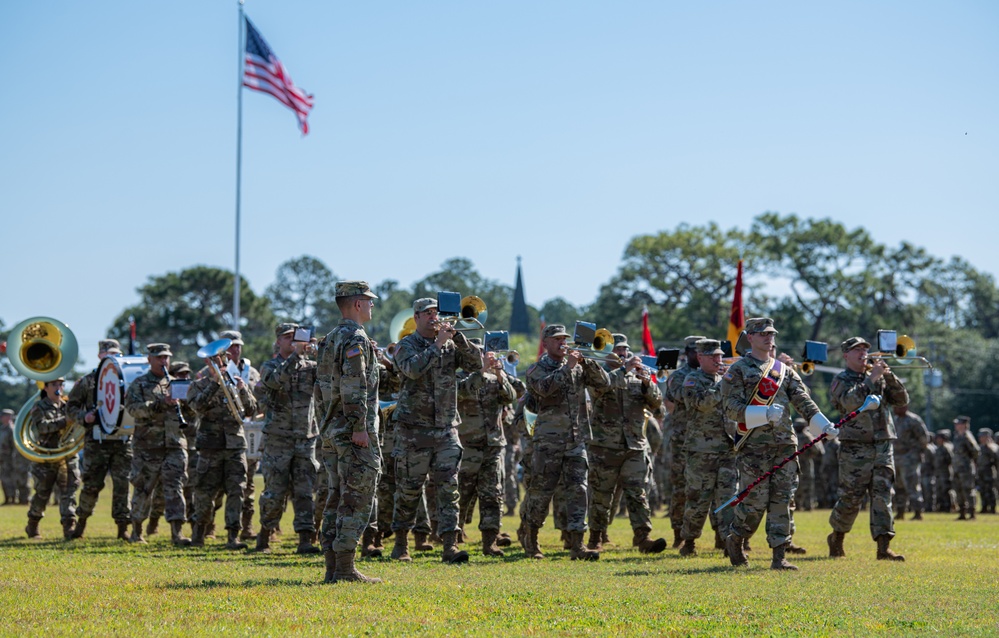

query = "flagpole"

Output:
[[233, 0, 245, 330]]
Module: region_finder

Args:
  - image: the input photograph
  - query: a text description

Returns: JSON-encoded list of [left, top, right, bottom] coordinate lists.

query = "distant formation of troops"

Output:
[[4, 294, 999, 583]]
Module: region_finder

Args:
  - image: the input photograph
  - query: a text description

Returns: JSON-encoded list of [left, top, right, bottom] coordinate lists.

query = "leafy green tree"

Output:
[[265, 256, 339, 332], [107, 266, 276, 367]]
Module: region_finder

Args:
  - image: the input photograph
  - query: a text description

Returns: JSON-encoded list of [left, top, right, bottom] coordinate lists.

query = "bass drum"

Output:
[[96, 355, 150, 437]]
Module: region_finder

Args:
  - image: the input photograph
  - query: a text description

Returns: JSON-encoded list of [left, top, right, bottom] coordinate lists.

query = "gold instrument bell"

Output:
[[593, 328, 614, 353], [6, 316, 79, 382]]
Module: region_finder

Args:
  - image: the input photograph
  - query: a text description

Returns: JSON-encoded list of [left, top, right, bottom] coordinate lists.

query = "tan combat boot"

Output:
[[170, 520, 192, 547], [225, 528, 248, 550], [527, 526, 545, 559], [129, 519, 147, 544], [25, 516, 42, 539], [601, 530, 612, 548], [495, 532, 512, 547], [413, 531, 434, 551], [441, 531, 469, 564], [635, 528, 667, 554], [569, 531, 599, 561], [876, 535, 905, 561], [62, 518, 77, 540], [239, 511, 256, 541], [587, 529, 603, 551], [116, 521, 129, 541], [679, 538, 697, 557], [726, 533, 748, 567], [482, 529, 505, 557], [145, 516, 160, 537], [390, 530, 412, 562], [296, 531, 321, 555], [255, 526, 272, 553], [71, 516, 88, 540], [561, 530, 571, 550], [671, 528, 682, 549], [323, 548, 337, 583], [714, 529, 725, 550], [333, 551, 382, 584], [189, 523, 206, 548], [786, 540, 807, 555], [827, 531, 846, 558], [771, 543, 799, 570], [360, 528, 382, 558]]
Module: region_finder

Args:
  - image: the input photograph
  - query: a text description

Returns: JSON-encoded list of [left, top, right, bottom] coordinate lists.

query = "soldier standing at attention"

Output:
[[977, 428, 998, 514], [587, 334, 665, 554], [678, 339, 737, 557], [255, 322, 321, 554], [187, 344, 258, 549], [891, 403, 930, 520], [951, 416, 980, 520], [0, 408, 15, 504], [663, 336, 704, 548], [828, 336, 908, 561], [25, 378, 81, 540], [933, 430, 955, 512], [390, 297, 482, 564], [125, 343, 192, 546], [721, 318, 833, 570], [522, 324, 610, 561], [316, 281, 382, 584]]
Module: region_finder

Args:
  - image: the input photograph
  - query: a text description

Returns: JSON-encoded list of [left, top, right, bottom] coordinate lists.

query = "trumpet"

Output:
[[196, 338, 246, 423]]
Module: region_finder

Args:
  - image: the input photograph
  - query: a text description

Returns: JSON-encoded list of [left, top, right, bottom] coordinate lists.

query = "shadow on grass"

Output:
[[162, 576, 324, 590]]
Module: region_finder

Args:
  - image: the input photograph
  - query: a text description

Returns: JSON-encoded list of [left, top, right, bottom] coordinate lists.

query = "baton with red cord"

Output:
[[714, 395, 882, 514]]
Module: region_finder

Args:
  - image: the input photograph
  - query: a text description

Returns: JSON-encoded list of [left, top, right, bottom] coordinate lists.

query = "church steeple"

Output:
[[510, 256, 530, 335]]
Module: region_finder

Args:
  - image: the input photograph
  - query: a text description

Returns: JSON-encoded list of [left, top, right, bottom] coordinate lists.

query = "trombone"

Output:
[[437, 295, 488, 333], [565, 325, 621, 365], [868, 335, 933, 369], [196, 338, 246, 423]]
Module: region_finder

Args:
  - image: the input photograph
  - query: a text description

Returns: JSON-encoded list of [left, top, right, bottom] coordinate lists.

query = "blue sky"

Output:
[[2, 1, 996, 367]]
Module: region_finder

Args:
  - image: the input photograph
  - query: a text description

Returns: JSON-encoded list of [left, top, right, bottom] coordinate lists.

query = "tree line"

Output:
[[3, 212, 998, 430]]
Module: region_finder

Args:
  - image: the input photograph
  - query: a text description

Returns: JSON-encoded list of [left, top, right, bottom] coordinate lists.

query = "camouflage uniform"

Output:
[[27, 395, 81, 526], [231, 358, 261, 537], [721, 354, 820, 549], [892, 410, 929, 516], [503, 377, 527, 514], [0, 411, 26, 504], [588, 366, 663, 540], [457, 368, 516, 536], [951, 420, 980, 519], [933, 432, 955, 512], [663, 344, 701, 537], [188, 371, 258, 533], [793, 420, 824, 512], [257, 347, 320, 537], [391, 324, 481, 536], [375, 410, 432, 538], [818, 437, 840, 509], [829, 361, 908, 543], [523, 349, 610, 535], [977, 429, 997, 514], [921, 441, 937, 512]]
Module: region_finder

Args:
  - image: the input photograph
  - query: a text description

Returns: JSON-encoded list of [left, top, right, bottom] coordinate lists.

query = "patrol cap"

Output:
[[979, 428, 994, 438], [612, 333, 629, 348], [275, 323, 299, 337], [220, 330, 244, 345], [840, 336, 871, 353], [99, 339, 122, 355], [935, 429, 951, 441], [744, 318, 778, 334], [336, 280, 378, 299], [953, 415, 971, 425], [542, 324, 571, 339], [1, 408, 15, 416], [684, 335, 707, 348], [168, 361, 191, 375], [413, 298, 438, 313], [695, 339, 724, 355], [147, 343, 173, 357]]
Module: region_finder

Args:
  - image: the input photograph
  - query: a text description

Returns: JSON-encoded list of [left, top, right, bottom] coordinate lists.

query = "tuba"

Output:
[[196, 338, 246, 423], [7, 317, 85, 463]]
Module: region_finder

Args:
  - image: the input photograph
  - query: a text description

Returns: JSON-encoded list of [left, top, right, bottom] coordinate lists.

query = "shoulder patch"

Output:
[[526, 364, 537, 376], [346, 345, 362, 359], [684, 377, 697, 387], [723, 372, 734, 381]]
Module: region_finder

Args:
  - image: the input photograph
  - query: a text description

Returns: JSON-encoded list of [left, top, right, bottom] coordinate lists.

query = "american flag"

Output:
[[243, 17, 314, 134]]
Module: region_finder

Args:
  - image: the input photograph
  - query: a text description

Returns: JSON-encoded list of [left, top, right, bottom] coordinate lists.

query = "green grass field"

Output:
[[1, 480, 997, 637]]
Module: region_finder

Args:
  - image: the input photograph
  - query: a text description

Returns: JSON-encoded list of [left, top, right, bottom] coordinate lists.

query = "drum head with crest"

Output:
[[95, 355, 150, 436]]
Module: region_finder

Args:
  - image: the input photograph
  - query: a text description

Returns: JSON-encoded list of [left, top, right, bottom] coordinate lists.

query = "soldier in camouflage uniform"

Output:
[[933, 430, 954, 512], [977, 428, 997, 514], [818, 436, 840, 509], [0, 408, 16, 504], [677, 339, 738, 556], [125, 345, 196, 546], [314, 281, 383, 584], [587, 335, 665, 554], [828, 336, 907, 561], [66, 339, 133, 539], [721, 318, 832, 570], [522, 324, 610, 561], [390, 297, 482, 564], [254, 322, 321, 554], [793, 418, 823, 513], [891, 404, 929, 520], [921, 439, 937, 513], [663, 336, 704, 548], [456, 349, 516, 556], [24, 379, 80, 539], [951, 416, 980, 520], [187, 344, 258, 549]]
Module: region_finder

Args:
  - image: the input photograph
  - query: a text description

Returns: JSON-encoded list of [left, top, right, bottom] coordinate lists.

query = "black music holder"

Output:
[[484, 331, 509, 352], [437, 291, 462, 318], [573, 321, 596, 348]]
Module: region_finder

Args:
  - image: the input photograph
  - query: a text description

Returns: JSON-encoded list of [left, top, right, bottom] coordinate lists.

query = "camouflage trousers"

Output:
[[979, 478, 996, 511], [185, 448, 199, 522], [458, 444, 504, 532], [192, 448, 247, 531], [392, 425, 462, 534], [243, 456, 258, 531], [78, 438, 132, 522], [315, 444, 334, 534], [934, 472, 954, 512], [893, 453, 924, 513], [681, 450, 737, 541], [29, 458, 80, 522], [729, 442, 798, 549], [524, 436, 588, 532], [130, 448, 188, 523], [830, 441, 895, 540], [953, 470, 976, 515], [920, 467, 935, 512], [9, 457, 31, 503], [259, 435, 319, 533], [320, 434, 381, 553], [795, 459, 818, 511], [669, 428, 687, 531], [375, 441, 431, 535], [504, 441, 521, 512], [588, 446, 652, 532]]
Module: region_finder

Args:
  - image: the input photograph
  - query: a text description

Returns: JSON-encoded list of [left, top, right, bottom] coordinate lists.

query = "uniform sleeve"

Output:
[[721, 365, 751, 423], [237, 382, 257, 418], [526, 362, 569, 398], [829, 372, 871, 414], [259, 358, 284, 392], [186, 378, 219, 416], [508, 376, 527, 400], [458, 372, 484, 400], [32, 401, 66, 436], [786, 370, 821, 421], [882, 372, 910, 408], [394, 337, 439, 380], [914, 417, 929, 449], [67, 373, 93, 425], [454, 332, 483, 372], [581, 358, 611, 390], [126, 377, 162, 420], [339, 337, 370, 433], [683, 375, 722, 414], [496, 374, 517, 405]]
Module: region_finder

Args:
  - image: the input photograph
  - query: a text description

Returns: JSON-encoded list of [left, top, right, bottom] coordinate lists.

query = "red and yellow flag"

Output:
[[727, 259, 744, 345]]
